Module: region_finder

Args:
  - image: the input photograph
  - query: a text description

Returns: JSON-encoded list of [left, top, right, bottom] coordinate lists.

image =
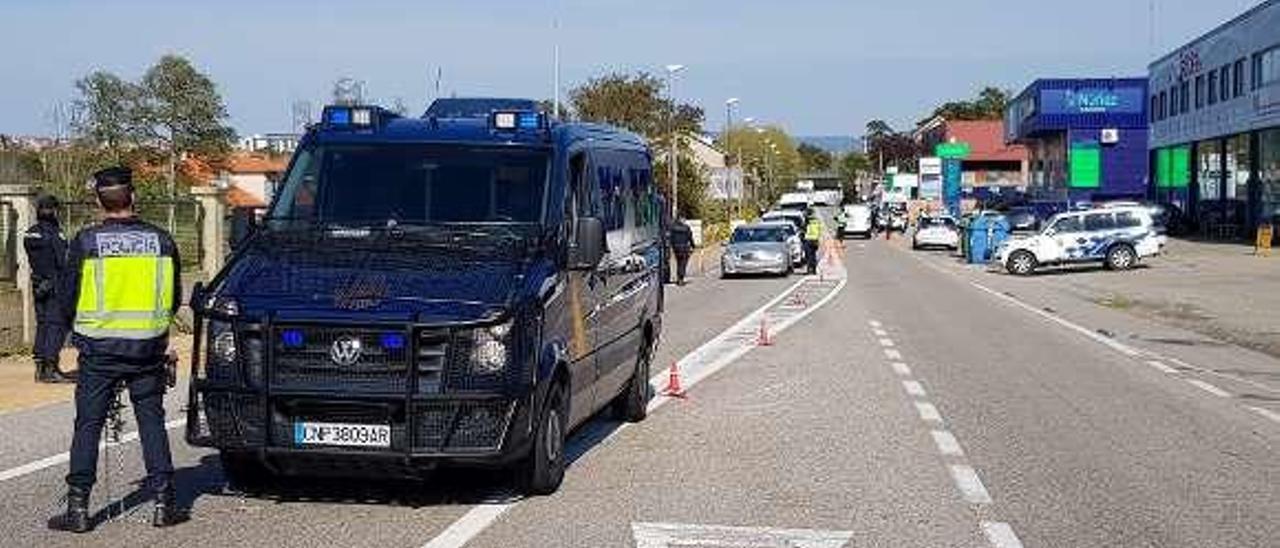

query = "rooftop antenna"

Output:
[[434, 66, 442, 100]]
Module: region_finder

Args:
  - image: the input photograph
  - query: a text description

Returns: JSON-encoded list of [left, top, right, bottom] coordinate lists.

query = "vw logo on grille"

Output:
[[330, 335, 363, 366]]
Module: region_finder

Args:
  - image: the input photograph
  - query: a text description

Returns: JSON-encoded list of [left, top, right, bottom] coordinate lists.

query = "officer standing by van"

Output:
[[668, 217, 694, 285], [48, 167, 186, 533], [23, 194, 75, 383], [803, 211, 823, 275]]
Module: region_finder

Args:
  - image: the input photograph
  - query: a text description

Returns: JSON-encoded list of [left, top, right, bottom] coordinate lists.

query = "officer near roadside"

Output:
[[803, 210, 824, 275], [667, 217, 694, 285], [49, 166, 187, 533], [23, 194, 76, 383]]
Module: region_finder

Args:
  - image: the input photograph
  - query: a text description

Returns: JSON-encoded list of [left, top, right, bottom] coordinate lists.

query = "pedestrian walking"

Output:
[[23, 194, 75, 383], [668, 218, 694, 285], [48, 166, 187, 533], [803, 212, 823, 275]]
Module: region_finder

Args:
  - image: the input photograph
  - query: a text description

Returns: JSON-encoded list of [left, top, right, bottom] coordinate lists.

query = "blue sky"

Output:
[[0, 0, 1263, 137]]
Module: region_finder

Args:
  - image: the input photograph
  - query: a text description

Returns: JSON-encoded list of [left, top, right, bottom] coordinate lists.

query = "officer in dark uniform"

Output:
[[23, 194, 75, 383], [49, 167, 187, 533], [667, 218, 694, 285]]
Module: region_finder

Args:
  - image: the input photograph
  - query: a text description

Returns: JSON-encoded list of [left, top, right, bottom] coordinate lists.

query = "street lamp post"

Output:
[[725, 98, 739, 219], [665, 64, 686, 218]]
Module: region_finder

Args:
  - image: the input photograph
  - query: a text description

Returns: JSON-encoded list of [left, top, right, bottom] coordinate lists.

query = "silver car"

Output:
[[722, 223, 793, 277]]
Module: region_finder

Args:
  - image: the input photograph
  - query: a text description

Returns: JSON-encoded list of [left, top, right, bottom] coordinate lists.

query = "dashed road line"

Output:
[[930, 430, 964, 457], [982, 521, 1026, 548], [914, 401, 942, 423], [948, 464, 993, 504], [878, 338, 895, 347], [868, 320, 882, 328], [884, 349, 902, 360], [1247, 406, 1280, 424], [902, 380, 926, 397], [1186, 379, 1231, 398], [1145, 360, 1178, 374], [891, 362, 912, 376], [873, 328, 888, 337]]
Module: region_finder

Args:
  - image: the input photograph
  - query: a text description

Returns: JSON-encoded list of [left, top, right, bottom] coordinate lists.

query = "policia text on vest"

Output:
[[48, 166, 187, 533]]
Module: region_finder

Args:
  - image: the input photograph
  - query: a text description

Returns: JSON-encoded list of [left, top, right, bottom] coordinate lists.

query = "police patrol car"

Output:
[[995, 205, 1165, 276], [187, 99, 663, 495]]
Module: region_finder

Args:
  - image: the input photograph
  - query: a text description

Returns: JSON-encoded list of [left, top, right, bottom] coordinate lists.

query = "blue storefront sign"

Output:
[[1039, 87, 1145, 115], [942, 158, 962, 215]]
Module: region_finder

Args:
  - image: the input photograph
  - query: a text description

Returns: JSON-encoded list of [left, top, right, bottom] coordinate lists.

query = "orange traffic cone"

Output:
[[664, 362, 686, 398], [756, 315, 773, 346]]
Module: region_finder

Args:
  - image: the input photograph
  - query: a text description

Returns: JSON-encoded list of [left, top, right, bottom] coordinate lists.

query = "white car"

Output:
[[759, 220, 804, 266], [839, 204, 873, 239], [913, 216, 960, 250], [996, 206, 1166, 276]]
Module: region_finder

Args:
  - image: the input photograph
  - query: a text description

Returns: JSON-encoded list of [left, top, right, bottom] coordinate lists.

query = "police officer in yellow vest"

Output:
[[49, 166, 186, 533], [803, 210, 824, 275]]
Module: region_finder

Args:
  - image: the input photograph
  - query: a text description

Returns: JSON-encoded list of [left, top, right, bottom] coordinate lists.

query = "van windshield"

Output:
[[268, 144, 549, 227]]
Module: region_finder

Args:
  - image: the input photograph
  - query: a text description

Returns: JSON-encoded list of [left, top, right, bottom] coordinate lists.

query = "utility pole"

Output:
[[725, 98, 739, 219], [552, 17, 561, 120], [665, 64, 686, 218]]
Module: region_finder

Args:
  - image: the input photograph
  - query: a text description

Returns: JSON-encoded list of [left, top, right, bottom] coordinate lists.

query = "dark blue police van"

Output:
[[187, 98, 663, 494]]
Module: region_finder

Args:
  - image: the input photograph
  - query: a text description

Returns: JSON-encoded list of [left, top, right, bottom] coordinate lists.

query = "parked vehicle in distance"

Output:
[[913, 215, 960, 250], [996, 206, 1166, 276], [1004, 206, 1040, 232], [810, 190, 842, 207], [722, 223, 793, 277], [839, 204, 873, 239], [878, 203, 907, 231], [777, 192, 812, 212], [762, 209, 806, 233], [759, 220, 804, 266]]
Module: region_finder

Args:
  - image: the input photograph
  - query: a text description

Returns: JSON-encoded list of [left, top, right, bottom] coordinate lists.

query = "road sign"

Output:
[[935, 142, 970, 159]]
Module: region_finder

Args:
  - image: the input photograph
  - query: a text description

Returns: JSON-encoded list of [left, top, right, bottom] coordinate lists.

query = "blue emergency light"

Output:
[[491, 111, 544, 131], [281, 329, 305, 348], [323, 105, 379, 128], [380, 333, 406, 351]]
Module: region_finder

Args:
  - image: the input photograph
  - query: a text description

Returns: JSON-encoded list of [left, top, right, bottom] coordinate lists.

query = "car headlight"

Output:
[[204, 320, 237, 383], [471, 321, 512, 374]]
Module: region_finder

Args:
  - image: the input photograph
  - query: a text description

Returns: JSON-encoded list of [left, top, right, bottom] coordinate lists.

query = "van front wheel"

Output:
[[613, 336, 652, 423], [517, 380, 568, 495]]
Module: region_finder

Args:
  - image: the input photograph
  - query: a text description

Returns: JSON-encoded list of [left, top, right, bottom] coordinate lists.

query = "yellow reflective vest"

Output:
[[65, 218, 181, 359], [805, 218, 824, 241]]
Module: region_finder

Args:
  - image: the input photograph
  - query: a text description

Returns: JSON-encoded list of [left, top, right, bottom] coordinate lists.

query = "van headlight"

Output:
[[471, 321, 513, 374], [203, 320, 237, 382]]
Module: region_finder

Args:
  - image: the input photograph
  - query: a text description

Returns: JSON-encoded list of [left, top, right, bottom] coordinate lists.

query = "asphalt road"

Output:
[[3, 234, 1279, 547]]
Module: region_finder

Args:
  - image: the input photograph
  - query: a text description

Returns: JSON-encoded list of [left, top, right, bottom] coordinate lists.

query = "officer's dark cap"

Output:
[[35, 194, 60, 211], [91, 166, 133, 190]]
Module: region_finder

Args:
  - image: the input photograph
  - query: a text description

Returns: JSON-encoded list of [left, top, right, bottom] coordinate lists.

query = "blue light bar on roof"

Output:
[[326, 107, 351, 125], [491, 110, 544, 131], [323, 105, 378, 128]]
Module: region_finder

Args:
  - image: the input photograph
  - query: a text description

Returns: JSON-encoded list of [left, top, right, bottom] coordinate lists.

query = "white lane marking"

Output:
[[0, 419, 185, 483], [872, 328, 888, 337], [868, 320, 882, 328], [891, 362, 912, 376], [631, 522, 853, 548], [1146, 360, 1178, 374], [930, 430, 964, 456], [949, 464, 993, 504], [878, 338, 895, 347], [884, 349, 902, 360], [982, 521, 1026, 548], [1246, 406, 1280, 424], [1185, 379, 1231, 398], [968, 282, 1141, 357], [423, 271, 848, 548], [902, 380, 926, 397], [914, 401, 942, 423]]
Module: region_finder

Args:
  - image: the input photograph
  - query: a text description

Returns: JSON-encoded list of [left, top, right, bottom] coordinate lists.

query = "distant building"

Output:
[[916, 117, 1029, 202], [1005, 78, 1149, 205], [221, 152, 288, 208], [1148, 0, 1280, 237], [239, 133, 301, 154]]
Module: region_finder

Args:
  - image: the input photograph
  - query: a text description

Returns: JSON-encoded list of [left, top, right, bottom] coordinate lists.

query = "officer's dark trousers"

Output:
[[66, 354, 173, 493], [674, 250, 691, 283], [33, 296, 67, 361], [804, 240, 819, 273]]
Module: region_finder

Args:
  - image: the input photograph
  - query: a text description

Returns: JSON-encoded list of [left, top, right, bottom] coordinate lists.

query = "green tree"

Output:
[[73, 72, 144, 159], [796, 142, 833, 172], [568, 72, 703, 139], [837, 152, 871, 202], [927, 86, 1011, 121], [863, 120, 919, 173], [719, 125, 802, 209]]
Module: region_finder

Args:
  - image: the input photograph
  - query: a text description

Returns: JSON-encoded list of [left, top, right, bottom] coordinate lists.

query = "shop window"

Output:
[[1180, 79, 1190, 113], [1209, 71, 1218, 104], [1261, 128, 1280, 226], [1255, 52, 1264, 91], [1168, 86, 1178, 117], [1195, 75, 1205, 109], [1234, 58, 1246, 97], [1198, 140, 1222, 201], [1158, 90, 1167, 120], [1150, 95, 1158, 122], [1259, 47, 1280, 88], [1226, 134, 1250, 202]]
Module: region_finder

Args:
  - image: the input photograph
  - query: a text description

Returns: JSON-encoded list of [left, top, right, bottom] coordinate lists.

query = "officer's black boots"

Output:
[[151, 482, 188, 528], [47, 486, 91, 533]]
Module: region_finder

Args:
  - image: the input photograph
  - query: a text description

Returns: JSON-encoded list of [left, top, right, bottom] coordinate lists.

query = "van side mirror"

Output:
[[569, 217, 606, 269], [229, 207, 261, 250]]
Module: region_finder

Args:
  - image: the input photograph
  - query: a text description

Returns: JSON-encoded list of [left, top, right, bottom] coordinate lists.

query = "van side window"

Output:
[[626, 151, 657, 245], [1084, 213, 1116, 232]]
